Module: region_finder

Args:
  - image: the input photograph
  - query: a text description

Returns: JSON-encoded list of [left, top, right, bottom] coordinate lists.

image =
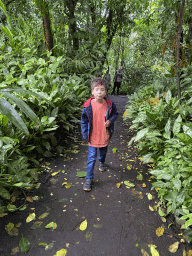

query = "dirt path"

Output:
[[0, 95, 192, 256]]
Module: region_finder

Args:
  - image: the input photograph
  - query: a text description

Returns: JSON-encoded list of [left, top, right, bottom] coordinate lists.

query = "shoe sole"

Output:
[[83, 187, 91, 192]]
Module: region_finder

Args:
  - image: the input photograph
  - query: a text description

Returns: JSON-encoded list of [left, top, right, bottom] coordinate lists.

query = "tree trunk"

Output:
[[42, 5, 54, 54], [65, 0, 79, 52], [176, 0, 185, 99]]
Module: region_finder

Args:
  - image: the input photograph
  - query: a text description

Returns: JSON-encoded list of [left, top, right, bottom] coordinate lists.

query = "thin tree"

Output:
[[176, 0, 185, 99]]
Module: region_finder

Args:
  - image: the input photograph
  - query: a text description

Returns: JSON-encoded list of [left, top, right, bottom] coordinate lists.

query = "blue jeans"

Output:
[[86, 145, 108, 180]]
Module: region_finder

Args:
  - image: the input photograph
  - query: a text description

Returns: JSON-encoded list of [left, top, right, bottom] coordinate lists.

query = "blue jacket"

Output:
[[81, 97, 118, 141]]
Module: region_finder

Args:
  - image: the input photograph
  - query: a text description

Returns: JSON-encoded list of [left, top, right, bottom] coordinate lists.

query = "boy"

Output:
[[81, 78, 118, 191]]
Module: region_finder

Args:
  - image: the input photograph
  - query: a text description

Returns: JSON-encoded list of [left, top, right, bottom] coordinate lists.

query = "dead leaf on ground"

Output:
[[10, 246, 20, 255], [85, 231, 92, 242], [38, 212, 49, 219], [156, 226, 164, 237], [26, 213, 36, 223], [168, 242, 179, 253], [116, 183, 121, 188], [5, 223, 19, 236], [148, 244, 159, 256], [30, 221, 43, 229], [54, 249, 67, 256], [141, 248, 150, 256], [147, 193, 153, 200], [80, 219, 87, 231], [183, 250, 192, 256], [45, 222, 57, 230]]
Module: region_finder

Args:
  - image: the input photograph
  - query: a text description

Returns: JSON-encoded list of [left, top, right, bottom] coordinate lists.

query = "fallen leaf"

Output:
[[85, 231, 92, 242], [112, 147, 117, 153], [38, 212, 49, 219], [147, 193, 153, 200], [30, 221, 43, 229], [76, 171, 87, 178], [5, 223, 19, 236], [124, 180, 135, 188], [26, 213, 36, 223], [10, 246, 19, 255], [45, 242, 54, 250], [80, 219, 87, 231], [183, 250, 192, 256], [161, 217, 166, 223], [19, 205, 27, 211], [137, 173, 143, 181], [149, 205, 154, 211], [93, 224, 102, 228], [45, 222, 57, 230], [26, 196, 33, 202], [127, 164, 132, 170], [148, 244, 159, 256], [51, 171, 60, 176], [32, 196, 39, 201], [156, 226, 164, 237], [142, 183, 146, 187], [65, 183, 72, 189], [38, 243, 48, 247], [19, 237, 30, 253], [54, 249, 67, 256], [141, 248, 150, 256], [168, 242, 179, 253], [116, 183, 121, 188]]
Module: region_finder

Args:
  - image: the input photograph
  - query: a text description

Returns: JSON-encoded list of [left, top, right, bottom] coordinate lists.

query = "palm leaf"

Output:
[[2, 92, 41, 127], [0, 97, 29, 135]]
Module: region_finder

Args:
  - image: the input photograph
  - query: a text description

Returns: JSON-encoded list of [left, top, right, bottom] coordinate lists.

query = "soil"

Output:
[[0, 95, 192, 256]]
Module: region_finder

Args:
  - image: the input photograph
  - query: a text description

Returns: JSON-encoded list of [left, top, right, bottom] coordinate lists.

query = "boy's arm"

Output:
[[81, 108, 89, 139], [108, 102, 118, 124]]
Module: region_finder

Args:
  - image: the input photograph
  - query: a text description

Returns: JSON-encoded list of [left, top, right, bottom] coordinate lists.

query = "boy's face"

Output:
[[91, 85, 106, 102]]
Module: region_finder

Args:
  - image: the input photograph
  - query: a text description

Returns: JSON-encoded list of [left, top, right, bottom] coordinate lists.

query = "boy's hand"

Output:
[[105, 120, 111, 127]]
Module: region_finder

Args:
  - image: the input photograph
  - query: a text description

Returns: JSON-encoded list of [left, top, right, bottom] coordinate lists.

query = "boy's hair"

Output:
[[91, 77, 107, 90]]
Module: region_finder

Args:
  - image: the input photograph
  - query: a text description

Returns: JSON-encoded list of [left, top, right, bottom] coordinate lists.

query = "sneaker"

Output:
[[83, 179, 93, 192], [99, 162, 106, 172]]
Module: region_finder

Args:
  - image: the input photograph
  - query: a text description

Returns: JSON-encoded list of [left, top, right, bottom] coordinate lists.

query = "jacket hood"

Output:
[[83, 97, 112, 108]]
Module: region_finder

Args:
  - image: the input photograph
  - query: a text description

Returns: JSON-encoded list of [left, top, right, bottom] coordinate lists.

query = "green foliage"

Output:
[[124, 65, 192, 242]]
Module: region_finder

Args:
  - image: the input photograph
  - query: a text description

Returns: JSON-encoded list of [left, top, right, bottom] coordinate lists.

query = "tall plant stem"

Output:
[[176, 0, 185, 99]]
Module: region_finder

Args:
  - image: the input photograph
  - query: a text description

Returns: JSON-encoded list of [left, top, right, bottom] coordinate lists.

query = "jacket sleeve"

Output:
[[81, 108, 89, 139], [108, 102, 118, 124]]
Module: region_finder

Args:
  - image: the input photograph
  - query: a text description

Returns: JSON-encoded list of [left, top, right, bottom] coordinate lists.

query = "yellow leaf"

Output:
[[127, 164, 132, 170], [26, 196, 33, 202], [65, 183, 72, 189], [142, 183, 146, 187], [45, 222, 57, 230], [149, 205, 154, 211], [123, 110, 129, 118], [141, 248, 150, 256], [147, 193, 153, 200], [116, 183, 121, 188], [168, 242, 179, 253], [148, 244, 159, 256], [156, 226, 164, 237], [26, 213, 36, 223], [51, 171, 60, 176], [54, 248, 67, 256], [183, 250, 192, 256], [80, 219, 87, 231], [161, 217, 166, 223]]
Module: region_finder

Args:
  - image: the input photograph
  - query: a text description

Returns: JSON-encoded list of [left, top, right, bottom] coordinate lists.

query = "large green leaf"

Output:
[[165, 90, 172, 104], [134, 127, 149, 142], [0, 185, 11, 200], [19, 237, 30, 253], [2, 92, 41, 126], [1, 87, 54, 107], [173, 115, 182, 135], [0, 97, 29, 135]]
